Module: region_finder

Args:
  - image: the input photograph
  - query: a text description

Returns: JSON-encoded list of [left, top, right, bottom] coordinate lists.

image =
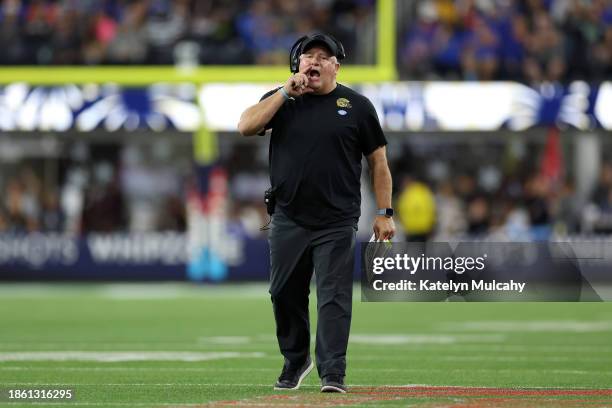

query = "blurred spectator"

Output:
[[50, 7, 83, 64], [434, 181, 466, 237], [0, 207, 8, 232], [106, 1, 148, 64], [400, 1, 444, 79], [523, 173, 553, 239], [522, 11, 566, 83], [583, 162, 612, 234], [61, 166, 86, 234], [21, 0, 57, 64], [157, 195, 187, 231], [554, 179, 580, 234], [401, 1, 466, 79], [41, 189, 63, 231], [5, 178, 30, 232], [498, 202, 531, 240], [591, 25, 612, 79], [236, 0, 286, 64], [461, 15, 500, 80], [81, 161, 125, 232], [120, 144, 186, 232], [396, 175, 436, 241], [466, 195, 490, 235], [3, 169, 42, 232], [146, 0, 188, 64], [591, 162, 612, 210], [0, 0, 26, 64], [455, 173, 478, 202]]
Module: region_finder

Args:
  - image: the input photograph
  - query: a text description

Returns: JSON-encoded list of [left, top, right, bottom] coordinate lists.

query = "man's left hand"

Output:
[[373, 216, 395, 241]]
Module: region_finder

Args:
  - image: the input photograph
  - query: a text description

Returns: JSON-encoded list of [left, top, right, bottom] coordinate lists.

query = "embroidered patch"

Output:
[[336, 98, 352, 108]]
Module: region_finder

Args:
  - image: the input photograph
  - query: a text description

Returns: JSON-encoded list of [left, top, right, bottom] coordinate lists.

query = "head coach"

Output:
[[238, 33, 395, 393]]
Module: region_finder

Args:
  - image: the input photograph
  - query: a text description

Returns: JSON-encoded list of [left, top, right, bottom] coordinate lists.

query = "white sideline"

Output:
[[0, 351, 264, 362], [440, 320, 612, 332], [0, 366, 610, 375], [1, 343, 611, 353], [349, 334, 506, 345]]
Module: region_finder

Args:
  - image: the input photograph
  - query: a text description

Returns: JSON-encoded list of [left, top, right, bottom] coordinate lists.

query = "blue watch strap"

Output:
[[376, 208, 394, 217]]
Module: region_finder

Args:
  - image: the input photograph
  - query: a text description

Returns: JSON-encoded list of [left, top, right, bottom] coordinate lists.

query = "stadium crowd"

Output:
[[1, 143, 612, 240], [0, 143, 188, 235], [1, 0, 611, 239], [393, 169, 588, 242], [0, 0, 374, 65], [0, 0, 610, 82], [224, 146, 612, 241], [400, 0, 612, 82]]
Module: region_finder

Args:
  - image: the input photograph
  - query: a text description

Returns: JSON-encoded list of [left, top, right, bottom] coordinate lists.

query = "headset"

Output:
[[289, 33, 346, 73]]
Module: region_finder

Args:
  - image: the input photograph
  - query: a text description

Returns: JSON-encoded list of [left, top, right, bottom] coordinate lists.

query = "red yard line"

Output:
[[425, 397, 612, 408], [352, 386, 612, 397], [192, 386, 612, 408]]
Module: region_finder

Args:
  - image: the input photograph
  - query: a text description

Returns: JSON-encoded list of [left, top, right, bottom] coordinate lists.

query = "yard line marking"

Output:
[[257, 354, 612, 362], [99, 283, 271, 299], [0, 403, 207, 406], [0, 367, 610, 374], [0, 343, 610, 354], [0, 351, 264, 362], [0, 367, 279, 372], [440, 320, 612, 332], [350, 344, 612, 353], [349, 334, 507, 345], [197, 337, 252, 345], [0, 283, 272, 299], [192, 334, 510, 346], [435, 355, 612, 363], [0, 382, 312, 387]]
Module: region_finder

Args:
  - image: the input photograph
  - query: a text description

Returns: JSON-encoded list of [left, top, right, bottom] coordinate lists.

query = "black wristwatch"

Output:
[[376, 208, 394, 218]]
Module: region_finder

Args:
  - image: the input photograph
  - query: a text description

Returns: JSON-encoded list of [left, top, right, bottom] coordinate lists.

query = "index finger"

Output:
[[300, 65, 312, 75]]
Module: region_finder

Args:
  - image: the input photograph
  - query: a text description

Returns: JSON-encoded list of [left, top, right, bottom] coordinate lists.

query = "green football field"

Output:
[[0, 283, 611, 407]]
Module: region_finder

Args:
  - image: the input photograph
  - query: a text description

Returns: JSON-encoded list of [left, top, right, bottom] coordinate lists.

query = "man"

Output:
[[397, 175, 436, 241], [238, 33, 394, 393]]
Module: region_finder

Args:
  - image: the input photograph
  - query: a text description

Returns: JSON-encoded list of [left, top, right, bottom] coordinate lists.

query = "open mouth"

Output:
[[309, 69, 320, 79]]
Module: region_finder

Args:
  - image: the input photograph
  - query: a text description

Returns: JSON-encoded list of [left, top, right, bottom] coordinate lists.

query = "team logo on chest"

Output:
[[336, 98, 351, 116], [336, 98, 352, 108]]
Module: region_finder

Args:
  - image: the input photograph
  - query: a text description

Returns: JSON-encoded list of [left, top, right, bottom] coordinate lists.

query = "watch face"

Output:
[[385, 208, 394, 217]]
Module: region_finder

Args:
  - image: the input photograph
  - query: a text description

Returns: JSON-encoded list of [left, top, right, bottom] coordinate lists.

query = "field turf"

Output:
[[0, 283, 611, 407]]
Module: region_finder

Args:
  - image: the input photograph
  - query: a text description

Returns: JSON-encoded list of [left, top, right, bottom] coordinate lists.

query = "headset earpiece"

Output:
[[334, 38, 346, 61], [289, 36, 307, 73]]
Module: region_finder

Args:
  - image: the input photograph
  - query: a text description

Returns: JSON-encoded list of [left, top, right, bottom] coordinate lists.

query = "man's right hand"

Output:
[[238, 67, 313, 136], [284, 67, 314, 97]]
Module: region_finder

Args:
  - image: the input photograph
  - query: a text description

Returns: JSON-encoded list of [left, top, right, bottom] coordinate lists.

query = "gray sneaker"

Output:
[[273, 357, 314, 390], [321, 375, 347, 393]]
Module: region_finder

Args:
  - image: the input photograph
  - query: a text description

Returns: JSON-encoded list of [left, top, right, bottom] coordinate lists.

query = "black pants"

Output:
[[268, 209, 355, 378]]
